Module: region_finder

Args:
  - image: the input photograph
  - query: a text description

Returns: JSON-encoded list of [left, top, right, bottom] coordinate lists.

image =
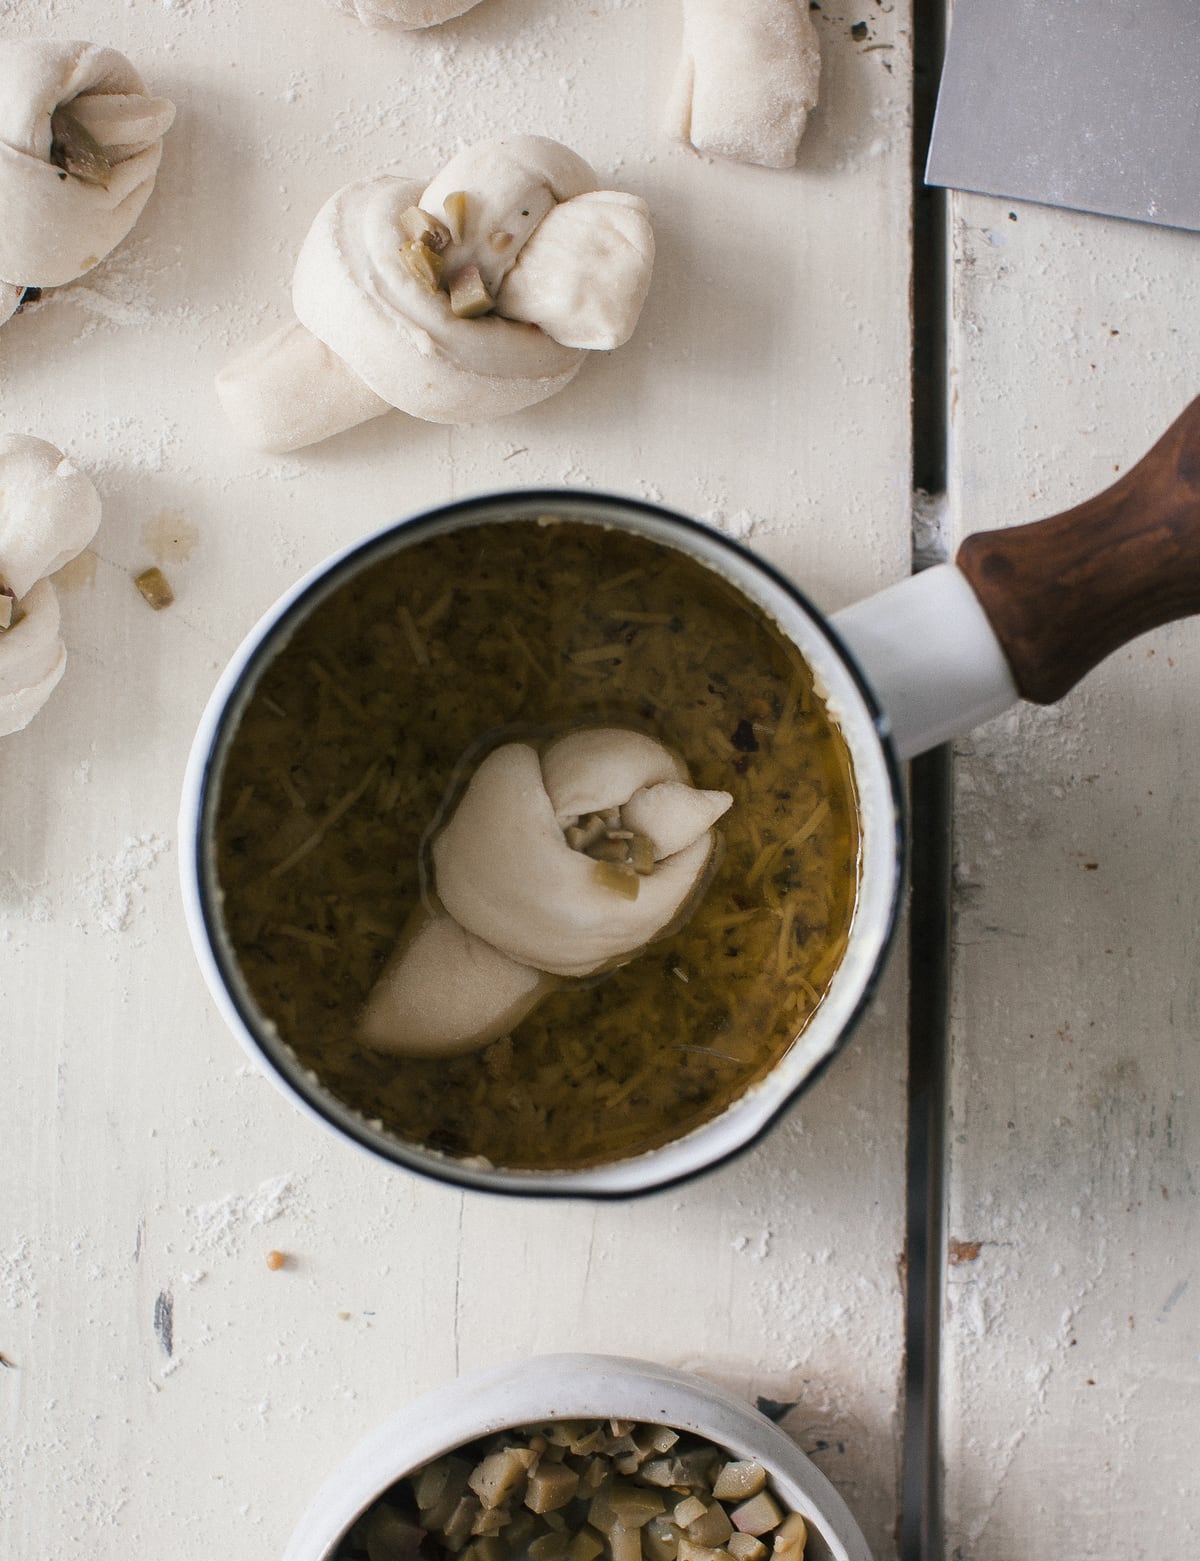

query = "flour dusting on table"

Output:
[[78, 832, 170, 933], [187, 1173, 304, 1259]]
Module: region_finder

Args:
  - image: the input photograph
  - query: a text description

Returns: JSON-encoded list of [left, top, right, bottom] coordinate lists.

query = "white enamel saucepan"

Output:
[[180, 397, 1200, 1197], [281, 1355, 873, 1561]]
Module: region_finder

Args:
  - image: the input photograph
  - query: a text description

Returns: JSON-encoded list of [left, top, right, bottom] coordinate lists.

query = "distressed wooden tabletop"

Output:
[[0, 3, 913, 1558], [941, 200, 1200, 1557], [5, 2, 1197, 1557]]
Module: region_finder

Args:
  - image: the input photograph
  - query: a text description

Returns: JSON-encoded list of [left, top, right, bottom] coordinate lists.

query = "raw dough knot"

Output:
[[325, 0, 484, 28], [0, 39, 175, 324], [360, 728, 732, 1057], [216, 136, 655, 453], [0, 435, 101, 735]]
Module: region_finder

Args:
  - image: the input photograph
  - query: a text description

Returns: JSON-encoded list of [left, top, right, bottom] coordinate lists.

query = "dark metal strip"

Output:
[[902, 0, 951, 1555]]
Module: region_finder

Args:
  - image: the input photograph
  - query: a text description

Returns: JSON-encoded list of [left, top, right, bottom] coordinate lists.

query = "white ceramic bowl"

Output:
[[283, 1354, 873, 1561]]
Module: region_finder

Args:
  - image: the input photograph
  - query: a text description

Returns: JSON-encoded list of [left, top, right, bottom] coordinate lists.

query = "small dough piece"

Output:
[[496, 190, 655, 351], [0, 282, 21, 328], [420, 137, 596, 296], [216, 137, 654, 454], [0, 579, 66, 735], [0, 40, 175, 314], [0, 434, 101, 735], [667, 0, 820, 169], [541, 727, 686, 823], [325, 0, 484, 29], [622, 780, 735, 861], [362, 730, 731, 1055], [0, 434, 103, 598], [359, 910, 547, 1058], [214, 320, 391, 456]]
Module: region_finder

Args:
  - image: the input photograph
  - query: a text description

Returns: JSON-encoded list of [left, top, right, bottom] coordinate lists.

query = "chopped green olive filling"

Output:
[[49, 103, 112, 187], [565, 813, 658, 886], [448, 264, 495, 319], [333, 1422, 808, 1561]]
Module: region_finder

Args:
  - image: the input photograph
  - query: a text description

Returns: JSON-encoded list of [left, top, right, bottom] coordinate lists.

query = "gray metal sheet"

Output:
[[926, 0, 1200, 233]]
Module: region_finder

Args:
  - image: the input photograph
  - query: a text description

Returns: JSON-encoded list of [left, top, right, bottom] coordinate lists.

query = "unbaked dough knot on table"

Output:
[[324, 0, 484, 27], [667, 0, 820, 169], [0, 39, 175, 327], [216, 136, 655, 453], [0, 435, 102, 736]]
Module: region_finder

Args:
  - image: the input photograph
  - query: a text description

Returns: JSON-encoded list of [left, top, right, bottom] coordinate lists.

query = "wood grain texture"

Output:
[[0, 3, 914, 1558], [942, 192, 1200, 1559], [958, 394, 1200, 702]]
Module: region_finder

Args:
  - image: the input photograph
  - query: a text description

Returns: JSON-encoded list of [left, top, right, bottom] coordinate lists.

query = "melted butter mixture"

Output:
[[214, 518, 861, 1170]]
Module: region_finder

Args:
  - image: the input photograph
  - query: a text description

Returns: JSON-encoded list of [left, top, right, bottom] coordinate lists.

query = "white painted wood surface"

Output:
[[0, 4, 913, 1558], [942, 196, 1200, 1557]]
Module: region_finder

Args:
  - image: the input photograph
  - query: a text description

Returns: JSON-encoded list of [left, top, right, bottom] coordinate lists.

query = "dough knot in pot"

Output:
[[0, 434, 102, 735], [215, 136, 655, 453], [0, 39, 175, 325], [360, 727, 733, 1057], [667, 0, 820, 169]]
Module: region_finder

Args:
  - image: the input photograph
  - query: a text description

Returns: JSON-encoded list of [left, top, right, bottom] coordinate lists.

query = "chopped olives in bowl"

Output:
[[335, 1418, 810, 1561], [281, 1357, 873, 1561]]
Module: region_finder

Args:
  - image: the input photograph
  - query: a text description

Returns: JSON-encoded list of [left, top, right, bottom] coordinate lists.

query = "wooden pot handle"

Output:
[[956, 395, 1200, 704]]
